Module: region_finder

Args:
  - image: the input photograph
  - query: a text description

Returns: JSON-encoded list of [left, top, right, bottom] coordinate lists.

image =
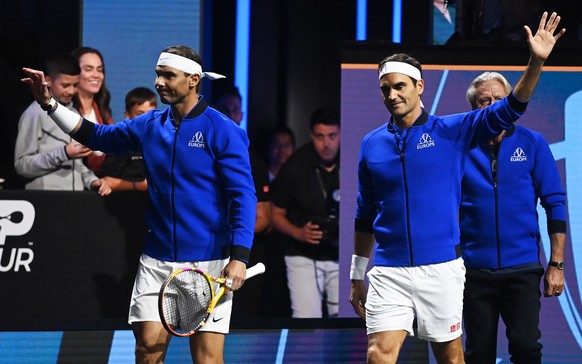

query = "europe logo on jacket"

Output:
[[417, 133, 435, 149], [510, 147, 527, 162], [188, 131, 206, 148]]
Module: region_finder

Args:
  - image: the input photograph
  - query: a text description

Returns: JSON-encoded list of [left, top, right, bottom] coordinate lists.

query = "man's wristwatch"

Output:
[[40, 98, 57, 112], [548, 261, 565, 270]]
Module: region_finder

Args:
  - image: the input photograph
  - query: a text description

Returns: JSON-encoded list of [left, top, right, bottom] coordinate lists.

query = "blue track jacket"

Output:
[[460, 125, 566, 269], [73, 96, 256, 262], [356, 94, 526, 267]]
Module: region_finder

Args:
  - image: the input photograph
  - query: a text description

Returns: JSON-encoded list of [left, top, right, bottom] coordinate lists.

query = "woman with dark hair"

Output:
[[71, 47, 113, 176]]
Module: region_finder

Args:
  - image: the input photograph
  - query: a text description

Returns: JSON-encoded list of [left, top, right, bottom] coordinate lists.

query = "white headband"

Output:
[[156, 52, 226, 80], [379, 61, 422, 80]]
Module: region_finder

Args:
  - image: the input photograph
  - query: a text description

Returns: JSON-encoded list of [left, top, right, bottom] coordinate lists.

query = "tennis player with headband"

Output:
[[22, 45, 257, 364], [349, 12, 565, 364]]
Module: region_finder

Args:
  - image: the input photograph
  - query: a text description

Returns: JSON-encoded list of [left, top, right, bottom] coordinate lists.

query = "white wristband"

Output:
[[49, 103, 82, 134], [350, 254, 369, 280]]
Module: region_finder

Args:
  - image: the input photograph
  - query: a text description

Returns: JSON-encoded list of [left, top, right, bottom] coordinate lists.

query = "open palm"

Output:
[[525, 12, 566, 62]]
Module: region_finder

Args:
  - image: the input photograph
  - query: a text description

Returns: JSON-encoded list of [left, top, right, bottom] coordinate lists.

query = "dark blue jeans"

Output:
[[464, 267, 544, 364]]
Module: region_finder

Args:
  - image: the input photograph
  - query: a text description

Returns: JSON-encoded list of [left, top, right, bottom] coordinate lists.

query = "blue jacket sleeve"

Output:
[[532, 133, 567, 233], [212, 122, 257, 261], [441, 93, 529, 152], [355, 134, 376, 233], [73, 113, 150, 153]]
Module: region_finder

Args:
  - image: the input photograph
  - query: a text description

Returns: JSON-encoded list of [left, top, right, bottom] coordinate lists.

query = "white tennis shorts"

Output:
[[365, 258, 465, 342], [128, 254, 233, 334]]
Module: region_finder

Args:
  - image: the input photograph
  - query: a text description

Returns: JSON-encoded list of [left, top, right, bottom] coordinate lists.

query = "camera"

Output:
[[311, 215, 339, 246]]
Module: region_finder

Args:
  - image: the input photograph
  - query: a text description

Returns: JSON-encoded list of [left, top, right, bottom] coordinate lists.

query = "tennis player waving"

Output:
[[350, 12, 565, 364], [22, 45, 257, 364]]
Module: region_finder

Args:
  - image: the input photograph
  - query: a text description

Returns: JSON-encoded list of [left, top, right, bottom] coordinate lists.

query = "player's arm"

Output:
[[214, 124, 256, 280], [513, 12, 565, 102], [21, 68, 83, 134], [532, 135, 567, 297], [350, 230, 375, 319], [544, 232, 566, 297], [101, 176, 148, 192]]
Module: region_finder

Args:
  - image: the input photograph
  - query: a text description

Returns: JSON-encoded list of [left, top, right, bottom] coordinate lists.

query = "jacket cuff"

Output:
[[72, 119, 94, 144], [548, 220, 567, 234], [508, 92, 528, 114], [230, 245, 251, 264], [355, 218, 374, 233]]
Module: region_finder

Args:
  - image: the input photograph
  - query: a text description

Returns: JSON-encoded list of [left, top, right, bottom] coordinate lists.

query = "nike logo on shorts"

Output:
[[212, 316, 224, 323]]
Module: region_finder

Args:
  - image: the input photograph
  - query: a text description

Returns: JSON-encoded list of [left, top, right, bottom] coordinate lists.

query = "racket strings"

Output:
[[162, 270, 212, 334]]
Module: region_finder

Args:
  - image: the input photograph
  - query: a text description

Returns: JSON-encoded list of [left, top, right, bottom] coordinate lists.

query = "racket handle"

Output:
[[246, 262, 266, 279]]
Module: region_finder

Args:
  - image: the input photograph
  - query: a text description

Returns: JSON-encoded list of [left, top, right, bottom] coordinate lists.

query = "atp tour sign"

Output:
[[0, 200, 35, 272], [339, 62, 582, 362], [0, 191, 147, 324]]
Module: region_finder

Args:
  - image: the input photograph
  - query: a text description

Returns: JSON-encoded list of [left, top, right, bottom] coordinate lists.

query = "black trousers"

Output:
[[464, 267, 544, 364]]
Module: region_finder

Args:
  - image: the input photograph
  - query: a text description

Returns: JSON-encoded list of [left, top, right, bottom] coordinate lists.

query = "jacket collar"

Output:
[[184, 95, 208, 120], [168, 95, 208, 122], [387, 109, 429, 134]]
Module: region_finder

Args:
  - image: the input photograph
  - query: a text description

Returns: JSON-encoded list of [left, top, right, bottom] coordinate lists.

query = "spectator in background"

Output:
[[253, 126, 297, 318], [460, 71, 566, 363], [213, 86, 243, 125], [270, 107, 340, 318], [14, 52, 108, 194], [100, 87, 155, 192], [213, 85, 270, 235], [214, 86, 271, 318], [265, 127, 296, 182], [72, 47, 114, 176], [244, 127, 295, 318]]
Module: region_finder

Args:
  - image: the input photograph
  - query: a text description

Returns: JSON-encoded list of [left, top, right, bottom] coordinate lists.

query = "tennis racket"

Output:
[[158, 262, 265, 336]]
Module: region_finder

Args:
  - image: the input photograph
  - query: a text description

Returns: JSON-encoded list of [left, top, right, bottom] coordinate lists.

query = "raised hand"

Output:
[[21, 68, 52, 106], [513, 11, 567, 102], [524, 12, 566, 63]]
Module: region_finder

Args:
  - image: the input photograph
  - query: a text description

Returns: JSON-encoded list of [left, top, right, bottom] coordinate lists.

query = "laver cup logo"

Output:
[[0, 200, 35, 272]]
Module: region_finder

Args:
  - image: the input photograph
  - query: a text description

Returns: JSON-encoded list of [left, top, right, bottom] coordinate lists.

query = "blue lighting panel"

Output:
[[82, 0, 201, 121], [235, 0, 251, 131], [392, 0, 402, 43], [356, 0, 368, 41]]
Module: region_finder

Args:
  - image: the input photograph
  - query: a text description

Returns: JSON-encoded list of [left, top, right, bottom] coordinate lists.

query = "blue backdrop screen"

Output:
[[82, 0, 201, 121]]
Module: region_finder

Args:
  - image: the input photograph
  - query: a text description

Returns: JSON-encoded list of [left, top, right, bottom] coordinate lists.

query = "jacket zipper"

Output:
[[396, 130, 414, 266], [489, 143, 502, 268], [171, 122, 180, 261]]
